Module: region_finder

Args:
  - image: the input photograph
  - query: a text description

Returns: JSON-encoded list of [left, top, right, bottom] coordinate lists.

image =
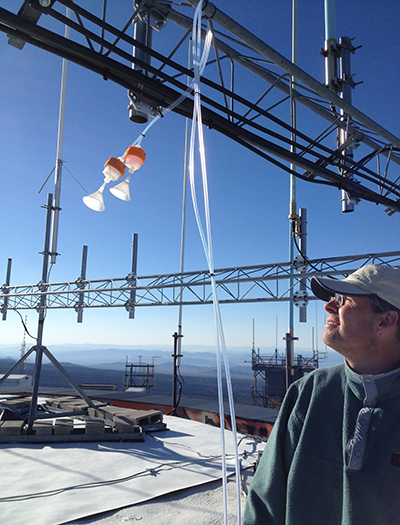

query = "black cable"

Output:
[[290, 220, 321, 274], [290, 220, 338, 283], [167, 340, 186, 415], [0, 456, 223, 502], [10, 309, 37, 341], [177, 364, 185, 385], [0, 431, 260, 503]]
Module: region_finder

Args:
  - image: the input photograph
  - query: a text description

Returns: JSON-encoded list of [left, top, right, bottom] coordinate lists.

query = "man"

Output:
[[243, 264, 400, 524]]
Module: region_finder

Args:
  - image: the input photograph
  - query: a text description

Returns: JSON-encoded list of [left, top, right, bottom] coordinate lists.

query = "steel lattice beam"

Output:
[[2, 251, 400, 314]]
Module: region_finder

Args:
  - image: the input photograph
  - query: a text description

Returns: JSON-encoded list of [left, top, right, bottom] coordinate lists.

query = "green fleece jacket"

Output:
[[243, 363, 400, 524]]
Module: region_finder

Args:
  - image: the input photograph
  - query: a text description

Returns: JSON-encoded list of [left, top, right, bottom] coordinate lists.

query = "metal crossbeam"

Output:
[[1, 1, 400, 211], [2, 251, 400, 313]]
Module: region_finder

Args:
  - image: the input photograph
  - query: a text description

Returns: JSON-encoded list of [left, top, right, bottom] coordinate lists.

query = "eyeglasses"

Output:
[[329, 293, 345, 308]]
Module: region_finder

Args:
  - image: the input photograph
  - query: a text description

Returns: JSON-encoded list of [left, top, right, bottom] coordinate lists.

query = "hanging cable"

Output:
[[129, 24, 212, 148], [124, 5, 241, 521], [10, 309, 37, 341], [187, 3, 241, 524]]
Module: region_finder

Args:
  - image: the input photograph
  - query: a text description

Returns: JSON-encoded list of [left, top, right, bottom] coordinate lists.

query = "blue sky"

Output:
[[0, 0, 400, 358]]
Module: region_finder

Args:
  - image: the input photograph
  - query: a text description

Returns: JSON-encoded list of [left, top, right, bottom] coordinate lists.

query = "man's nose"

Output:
[[324, 298, 338, 313]]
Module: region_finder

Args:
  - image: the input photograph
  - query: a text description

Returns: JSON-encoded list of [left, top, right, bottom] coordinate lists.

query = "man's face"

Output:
[[322, 295, 381, 361]]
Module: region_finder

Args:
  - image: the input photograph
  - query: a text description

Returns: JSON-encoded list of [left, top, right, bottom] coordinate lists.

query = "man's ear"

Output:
[[377, 311, 399, 331]]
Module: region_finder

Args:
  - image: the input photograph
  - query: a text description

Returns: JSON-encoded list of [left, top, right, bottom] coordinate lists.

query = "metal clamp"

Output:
[[37, 280, 48, 292], [293, 255, 308, 272], [75, 277, 86, 290], [293, 290, 308, 307], [74, 302, 84, 314], [125, 299, 135, 312]]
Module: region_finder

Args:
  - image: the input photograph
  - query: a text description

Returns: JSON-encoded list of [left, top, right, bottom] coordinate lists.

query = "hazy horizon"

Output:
[[0, 341, 342, 370]]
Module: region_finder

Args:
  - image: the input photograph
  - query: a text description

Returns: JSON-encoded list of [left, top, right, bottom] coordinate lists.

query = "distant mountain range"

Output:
[[0, 344, 344, 405], [0, 357, 255, 404], [0, 343, 344, 375]]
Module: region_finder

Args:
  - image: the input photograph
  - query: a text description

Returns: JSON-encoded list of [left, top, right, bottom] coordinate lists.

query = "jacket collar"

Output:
[[345, 361, 400, 404]]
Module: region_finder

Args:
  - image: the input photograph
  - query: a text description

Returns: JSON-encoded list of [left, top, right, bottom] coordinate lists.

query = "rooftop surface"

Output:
[[0, 410, 264, 525], [67, 475, 251, 525]]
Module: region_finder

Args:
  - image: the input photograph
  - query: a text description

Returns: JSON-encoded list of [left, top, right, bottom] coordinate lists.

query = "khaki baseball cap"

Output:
[[311, 264, 400, 309]]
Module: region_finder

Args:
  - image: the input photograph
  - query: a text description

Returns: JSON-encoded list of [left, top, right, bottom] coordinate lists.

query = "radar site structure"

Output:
[[250, 317, 321, 408], [124, 356, 155, 393], [1, 0, 400, 431], [251, 345, 321, 408]]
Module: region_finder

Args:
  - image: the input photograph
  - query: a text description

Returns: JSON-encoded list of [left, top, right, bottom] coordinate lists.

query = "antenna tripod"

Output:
[[0, 193, 95, 434]]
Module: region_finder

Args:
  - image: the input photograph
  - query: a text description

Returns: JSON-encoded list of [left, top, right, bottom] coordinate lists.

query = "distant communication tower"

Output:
[[20, 316, 27, 374], [250, 318, 320, 408], [124, 356, 156, 393]]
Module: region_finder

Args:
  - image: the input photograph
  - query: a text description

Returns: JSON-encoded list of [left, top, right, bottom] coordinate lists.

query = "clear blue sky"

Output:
[[0, 0, 400, 358]]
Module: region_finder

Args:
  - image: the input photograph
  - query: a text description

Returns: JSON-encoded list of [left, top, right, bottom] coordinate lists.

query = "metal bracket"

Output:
[[37, 280, 47, 292], [75, 276, 86, 290], [74, 302, 84, 314], [35, 304, 46, 314], [125, 299, 135, 313], [127, 91, 162, 122], [385, 198, 400, 216], [293, 255, 308, 272], [293, 289, 308, 307], [126, 272, 136, 282], [149, 10, 167, 31], [337, 37, 360, 55]]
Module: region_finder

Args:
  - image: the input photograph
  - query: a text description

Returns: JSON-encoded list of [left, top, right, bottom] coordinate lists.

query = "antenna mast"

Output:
[[20, 316, 27, 374]]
